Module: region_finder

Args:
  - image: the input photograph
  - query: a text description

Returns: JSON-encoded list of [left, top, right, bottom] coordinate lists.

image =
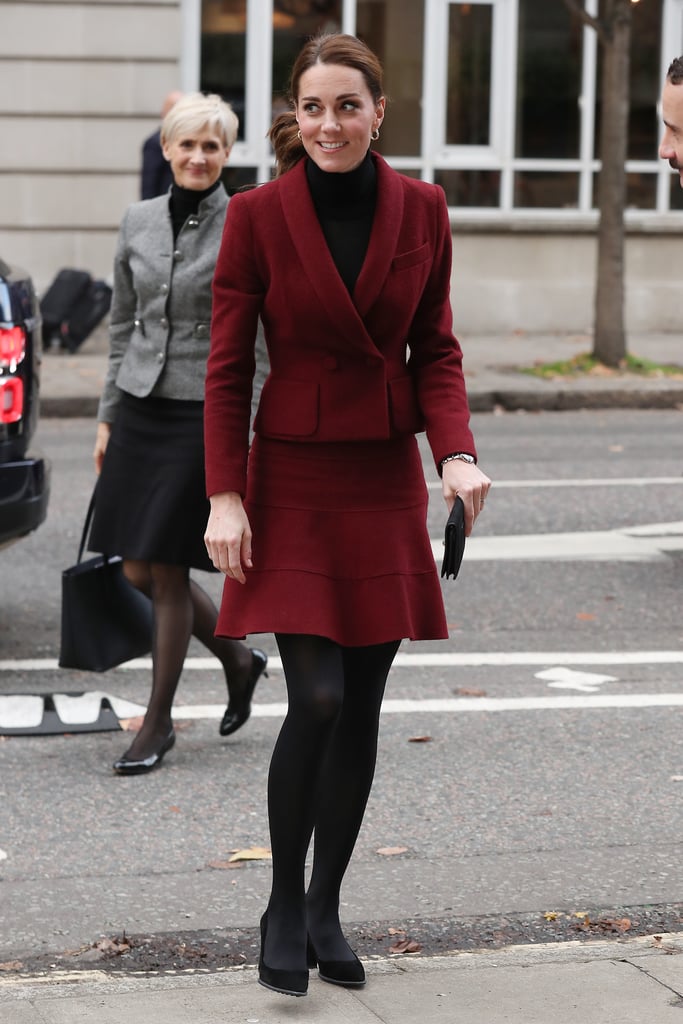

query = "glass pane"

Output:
[[435, 168, 500, 207], [592, 171, 658, 210], [514, 171, 579, 208], [201, 0, 247, 141], [272, 2, 343, 110], [670, 175, 683, 211], [357, 1, 424, 156], [221, 166, 259, 194], [446, 3, 492, 146], [516, 0, 582, 158], [595, 0, 663, 160]]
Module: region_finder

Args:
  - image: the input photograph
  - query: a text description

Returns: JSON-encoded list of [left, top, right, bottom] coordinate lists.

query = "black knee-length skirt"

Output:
[[88, 392, 213, 572]]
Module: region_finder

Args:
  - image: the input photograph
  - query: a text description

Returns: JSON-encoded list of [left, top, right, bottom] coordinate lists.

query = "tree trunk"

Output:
[[592, 0, 632, 367]]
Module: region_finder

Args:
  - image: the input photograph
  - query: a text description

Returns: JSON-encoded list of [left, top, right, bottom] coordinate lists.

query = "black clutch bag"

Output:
[[440, 496, 466, 580]]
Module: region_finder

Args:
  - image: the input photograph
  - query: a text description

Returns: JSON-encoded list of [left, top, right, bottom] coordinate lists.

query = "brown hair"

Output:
[[269, 33, 384, 177], [667, 57, 683, 85]]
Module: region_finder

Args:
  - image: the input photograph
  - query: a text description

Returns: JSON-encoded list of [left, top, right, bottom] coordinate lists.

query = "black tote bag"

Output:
[[59, 485, 153, 672]]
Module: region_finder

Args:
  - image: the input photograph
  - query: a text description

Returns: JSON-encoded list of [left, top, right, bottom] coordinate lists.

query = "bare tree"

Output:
[[562, 0, 634, 367]]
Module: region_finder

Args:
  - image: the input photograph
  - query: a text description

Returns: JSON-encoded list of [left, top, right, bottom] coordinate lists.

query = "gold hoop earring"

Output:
[[371, 128, 380, 142], [297, 129, 302, 141]]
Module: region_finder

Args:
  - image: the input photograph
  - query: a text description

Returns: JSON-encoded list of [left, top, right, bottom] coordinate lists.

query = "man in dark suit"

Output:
[[140, 90, 183, 199]]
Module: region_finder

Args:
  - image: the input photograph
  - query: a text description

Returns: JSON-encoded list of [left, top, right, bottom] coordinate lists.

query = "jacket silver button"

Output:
[[173, 250, 182, 261], [187, 216, 199, 228], [160, 283, 168, 295], [157, 352, 164, 362], [194, 324, 208, 338], [160, 317, 168, 329]]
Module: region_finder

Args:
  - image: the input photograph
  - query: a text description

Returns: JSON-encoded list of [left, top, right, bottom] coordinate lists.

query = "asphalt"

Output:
[[20, 324, 683, 1023]]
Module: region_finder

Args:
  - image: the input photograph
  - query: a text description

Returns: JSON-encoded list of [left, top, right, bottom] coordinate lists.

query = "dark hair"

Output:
[[269, 33, 384, 177], [667, 56, 683, 85]]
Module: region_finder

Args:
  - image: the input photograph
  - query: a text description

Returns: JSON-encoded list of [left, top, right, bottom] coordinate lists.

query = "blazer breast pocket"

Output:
[[391, 242, 430, 272]]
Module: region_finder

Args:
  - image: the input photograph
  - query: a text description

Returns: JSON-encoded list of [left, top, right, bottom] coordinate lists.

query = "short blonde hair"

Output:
[[161, 92, 239, 149]]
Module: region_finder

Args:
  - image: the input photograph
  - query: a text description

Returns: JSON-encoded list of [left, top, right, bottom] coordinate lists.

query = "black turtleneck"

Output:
[[306, 152, 377, 294], [169, 179, 222, 241]]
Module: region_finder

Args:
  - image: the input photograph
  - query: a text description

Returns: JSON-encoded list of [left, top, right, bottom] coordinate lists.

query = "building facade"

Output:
[[2, 0, 682, 333]]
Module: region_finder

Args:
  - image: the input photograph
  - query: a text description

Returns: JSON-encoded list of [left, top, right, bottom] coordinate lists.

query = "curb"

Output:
[[41, 391, 683, 419]]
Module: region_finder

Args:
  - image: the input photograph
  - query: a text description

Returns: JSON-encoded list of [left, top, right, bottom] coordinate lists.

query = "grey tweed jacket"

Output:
[[97, 186, 229, 423]]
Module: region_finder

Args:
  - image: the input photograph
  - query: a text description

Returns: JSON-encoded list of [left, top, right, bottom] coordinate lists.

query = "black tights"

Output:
[[120, 560, 253, 760], [264, 633, 400, 972]]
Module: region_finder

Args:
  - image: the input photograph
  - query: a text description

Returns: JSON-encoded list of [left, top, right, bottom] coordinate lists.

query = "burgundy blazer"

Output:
[[205, 153, 476, 498]]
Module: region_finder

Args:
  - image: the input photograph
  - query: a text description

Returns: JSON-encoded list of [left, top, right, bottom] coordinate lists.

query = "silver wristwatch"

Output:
[[441, 452, 475, 466]]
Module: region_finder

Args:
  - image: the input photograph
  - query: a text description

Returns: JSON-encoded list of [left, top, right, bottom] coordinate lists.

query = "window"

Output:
[[195, 0, 683, 215]]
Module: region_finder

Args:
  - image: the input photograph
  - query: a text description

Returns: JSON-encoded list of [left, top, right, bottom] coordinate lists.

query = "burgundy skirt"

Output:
[[216, 433, 448, 646]]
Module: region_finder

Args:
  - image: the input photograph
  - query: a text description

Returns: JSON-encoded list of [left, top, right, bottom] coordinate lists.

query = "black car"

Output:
[[0, 258, 50, 548]]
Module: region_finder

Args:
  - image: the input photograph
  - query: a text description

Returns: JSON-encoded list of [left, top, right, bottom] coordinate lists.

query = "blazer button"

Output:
[[160, 283, 169, 295], [187, 216, 199, 228], [194, 324, 208, 338], [322, 355, 338, 371], [157, 352, 164, 363], [173, 249, 183, 261], [160, 317, 168, 329]]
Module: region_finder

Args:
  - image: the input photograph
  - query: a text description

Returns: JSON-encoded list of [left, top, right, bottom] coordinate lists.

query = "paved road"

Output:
[[1, 410, 682, 969]]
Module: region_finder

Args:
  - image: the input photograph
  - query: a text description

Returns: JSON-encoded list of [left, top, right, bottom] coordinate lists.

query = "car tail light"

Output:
[[1, 376, 24, 423], [0, 326, 26, 371]]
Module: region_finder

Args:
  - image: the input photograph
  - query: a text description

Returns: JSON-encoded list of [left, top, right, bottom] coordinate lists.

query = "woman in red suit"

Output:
[[204, 33, 490, 997]]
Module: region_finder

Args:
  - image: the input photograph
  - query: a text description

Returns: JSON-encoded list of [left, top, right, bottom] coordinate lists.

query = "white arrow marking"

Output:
[[535, 667, 618, 693]]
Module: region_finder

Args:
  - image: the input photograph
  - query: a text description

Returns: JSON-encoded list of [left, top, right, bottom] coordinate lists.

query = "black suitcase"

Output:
[[60, 279, 112, 353], [41, 269, 91, 347], [40, 269, 112, 353]]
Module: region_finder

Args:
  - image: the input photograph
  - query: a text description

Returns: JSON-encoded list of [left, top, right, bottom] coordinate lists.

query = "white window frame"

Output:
[[184, 0, 683, 218]]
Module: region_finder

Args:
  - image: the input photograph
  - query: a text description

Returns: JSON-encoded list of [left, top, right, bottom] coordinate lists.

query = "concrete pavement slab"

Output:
[[1, 937, 682, 1024]]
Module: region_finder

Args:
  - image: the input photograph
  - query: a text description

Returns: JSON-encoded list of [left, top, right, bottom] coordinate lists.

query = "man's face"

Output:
[[659, 79, 683, 188]]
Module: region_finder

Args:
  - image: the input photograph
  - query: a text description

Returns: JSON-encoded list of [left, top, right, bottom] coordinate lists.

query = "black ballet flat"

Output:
[[219, 648, 268, 737], [258, 913, 308, 997], [113, 729, 176, 776], [307, 934, 366, 988]]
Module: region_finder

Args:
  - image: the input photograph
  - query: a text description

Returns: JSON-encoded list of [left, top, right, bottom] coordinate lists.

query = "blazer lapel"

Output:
[[353, 154, 404, 318], [279, 161, 383, 354]]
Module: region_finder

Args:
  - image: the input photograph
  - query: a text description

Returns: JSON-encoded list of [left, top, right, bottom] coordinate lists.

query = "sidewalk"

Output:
[[39, 327, 683, 417], [1, 934, 682, 1023]]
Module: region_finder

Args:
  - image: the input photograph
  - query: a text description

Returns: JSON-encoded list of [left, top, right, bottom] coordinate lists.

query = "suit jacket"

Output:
[[98, 186, 229, 423], [205, 153, 475, 498], [141, 129, 173, 200]]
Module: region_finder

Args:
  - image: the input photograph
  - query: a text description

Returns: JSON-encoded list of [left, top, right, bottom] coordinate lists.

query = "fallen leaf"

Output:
[[408, 735, 432, 743], [576, 613, 596, 621], [228, 846, 272, 862], [670, 775, 683, 782], [454, 687, 487, 697], [389, 938, 422, 954], [94, 936, 131, 955], [652, 935, 682, 954], [376, 846, 408, 857], [543, 911, 559, 921], [207, 860, 244, 870], [388, 927, 405, 936], [0, 961, 24, 971], [119, 715, 145, 732]]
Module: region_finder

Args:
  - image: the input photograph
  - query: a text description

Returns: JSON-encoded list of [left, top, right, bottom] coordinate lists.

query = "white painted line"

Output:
[[171, 694, 683, 719], [3, 651, 683, 672], [426, 477, 683, 490], [434, 523, 683, 562]]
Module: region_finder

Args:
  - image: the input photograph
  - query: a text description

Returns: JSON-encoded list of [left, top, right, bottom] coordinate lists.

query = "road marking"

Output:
[[2, 651, 683, 672], [535, 667, 618, 693], [432, 521, 683, 562], [427, 476, 683, 490], [171, 694, 683, 719]]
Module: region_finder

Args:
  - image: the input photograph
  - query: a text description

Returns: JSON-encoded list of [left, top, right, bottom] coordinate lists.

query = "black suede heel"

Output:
[[258, 913, 308, 997], [306, 934, 366, 987]]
